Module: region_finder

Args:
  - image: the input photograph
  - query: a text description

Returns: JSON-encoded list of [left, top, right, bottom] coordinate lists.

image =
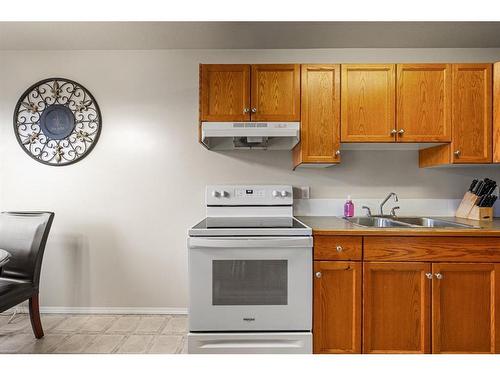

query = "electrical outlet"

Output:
[[300, 186, 310, 199]]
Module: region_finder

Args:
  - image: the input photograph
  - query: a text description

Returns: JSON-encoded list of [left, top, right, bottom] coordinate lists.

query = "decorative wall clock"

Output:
[[14, 78, 102, 166]]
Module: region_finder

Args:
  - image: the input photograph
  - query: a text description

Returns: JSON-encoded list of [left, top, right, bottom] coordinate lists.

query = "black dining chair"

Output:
[[0, 212, 54, 339]]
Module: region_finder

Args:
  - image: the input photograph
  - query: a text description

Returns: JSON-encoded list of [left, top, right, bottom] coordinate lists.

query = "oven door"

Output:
[[188, 236, 312, 332]]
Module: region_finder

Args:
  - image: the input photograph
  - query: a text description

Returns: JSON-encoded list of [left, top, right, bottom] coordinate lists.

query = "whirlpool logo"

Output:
[[243, 317, 256, 322]]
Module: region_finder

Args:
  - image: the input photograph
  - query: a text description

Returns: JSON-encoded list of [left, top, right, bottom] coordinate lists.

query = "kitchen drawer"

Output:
[[364, 236, 500, 262], [314, 236, 362, 260]]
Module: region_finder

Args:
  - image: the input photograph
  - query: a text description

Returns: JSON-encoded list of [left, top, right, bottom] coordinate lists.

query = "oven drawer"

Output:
[[188, 332, 312, 354], [314, 235, 362, 260]]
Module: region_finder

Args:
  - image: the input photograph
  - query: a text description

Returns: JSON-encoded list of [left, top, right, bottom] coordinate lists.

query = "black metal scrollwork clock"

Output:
[[13, 78, 102, 166]]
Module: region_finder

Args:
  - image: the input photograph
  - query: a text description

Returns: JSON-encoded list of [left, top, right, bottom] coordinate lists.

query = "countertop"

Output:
[[296, 216, 500, 237]]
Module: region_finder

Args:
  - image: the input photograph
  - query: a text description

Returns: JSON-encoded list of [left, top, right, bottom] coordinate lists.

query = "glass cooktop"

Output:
[[192, 217, 308, 229]]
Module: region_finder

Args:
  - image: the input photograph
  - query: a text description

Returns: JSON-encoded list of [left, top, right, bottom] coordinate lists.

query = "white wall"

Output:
[[1, 49, 500, 311]]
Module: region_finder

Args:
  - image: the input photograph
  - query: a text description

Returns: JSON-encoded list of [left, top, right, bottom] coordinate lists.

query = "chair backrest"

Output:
[[0, 212, 54, 287]]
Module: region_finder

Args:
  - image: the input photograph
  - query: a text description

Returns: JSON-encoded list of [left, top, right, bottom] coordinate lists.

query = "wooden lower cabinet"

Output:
[[313, 236, 500, 354], [313, 261, 361, 353], [363, 262, 431, 353], [432, 263, 500, 353]]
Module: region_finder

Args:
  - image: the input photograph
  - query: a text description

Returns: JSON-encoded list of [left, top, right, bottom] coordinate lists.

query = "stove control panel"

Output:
[[206, 185, 293, 206], [235, 188, 265, 198]]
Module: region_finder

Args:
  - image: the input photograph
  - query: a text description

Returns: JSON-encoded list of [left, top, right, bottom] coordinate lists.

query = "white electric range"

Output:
[[187, 185, 312, 354]]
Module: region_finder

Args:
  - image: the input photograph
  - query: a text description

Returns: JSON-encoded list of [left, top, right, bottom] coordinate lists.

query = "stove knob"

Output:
[[280, 190, 289, 198], [272, 190, 280, 198], [212, 191, 221, 198], [221, 190, 229, 198]]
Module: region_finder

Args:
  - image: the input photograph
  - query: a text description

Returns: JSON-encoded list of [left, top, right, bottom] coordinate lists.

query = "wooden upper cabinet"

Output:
[[313, 261, 361, 354], [396, 64, 452, 142], [293, 64, 340, 167], [432, 263, 500, 353], [250, 64, 300, 121], [341, 64, 396, 142], [452, 64, 492, 163], [200, 64, 250, 121], [494, 62, 500, 163], [363, 262, 431, 354]]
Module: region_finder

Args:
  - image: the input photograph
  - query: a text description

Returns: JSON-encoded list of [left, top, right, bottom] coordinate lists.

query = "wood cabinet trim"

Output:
[[364, 236, 500, 262], [494, 62, 500, 163]]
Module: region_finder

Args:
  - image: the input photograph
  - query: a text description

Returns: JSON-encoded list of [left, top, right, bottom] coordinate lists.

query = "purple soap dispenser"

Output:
[[344, 195, 354, 217]]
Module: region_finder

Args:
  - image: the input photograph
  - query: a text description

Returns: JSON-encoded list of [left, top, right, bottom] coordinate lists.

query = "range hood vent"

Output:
[[201, 122, 300, 150]]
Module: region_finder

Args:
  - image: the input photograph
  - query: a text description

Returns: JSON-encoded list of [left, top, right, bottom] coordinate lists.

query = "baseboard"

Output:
[[1, 305, 188, 315]]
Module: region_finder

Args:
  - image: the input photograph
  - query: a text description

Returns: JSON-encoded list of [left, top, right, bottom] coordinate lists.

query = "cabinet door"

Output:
[[396, 64, 452, 142], [200, 64, 250, 121], [313, 261, 361, 354], [452, 64, 492, 163], [494, 62, 500, 163], [341, 64, 396, 142], [251, 64, 300, 121], [432, 263, 500, 353], [363, 262, 431, 353], [294, 64, 340, 166]]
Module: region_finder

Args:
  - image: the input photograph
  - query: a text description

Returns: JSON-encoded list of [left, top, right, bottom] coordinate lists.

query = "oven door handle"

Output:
[[188, 237, 312, 249]]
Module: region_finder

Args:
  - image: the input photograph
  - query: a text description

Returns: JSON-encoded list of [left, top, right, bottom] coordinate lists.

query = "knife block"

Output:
[[455, 191, 478, 219], [455, 191, 493, 221], [467, 206, 494, 221]]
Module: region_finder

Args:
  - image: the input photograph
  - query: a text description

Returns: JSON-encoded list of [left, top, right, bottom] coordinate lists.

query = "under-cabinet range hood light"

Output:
[[201, 122, 300, 150]]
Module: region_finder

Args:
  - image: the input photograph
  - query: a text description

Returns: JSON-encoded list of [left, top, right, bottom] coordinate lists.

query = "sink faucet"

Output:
[[362, 206, 372, 217], [380, 192, 399, 216], [390, 206, 400, 217]]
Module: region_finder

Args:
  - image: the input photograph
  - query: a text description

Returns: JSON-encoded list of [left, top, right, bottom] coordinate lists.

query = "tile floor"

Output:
[[0, 313, 187, 354]]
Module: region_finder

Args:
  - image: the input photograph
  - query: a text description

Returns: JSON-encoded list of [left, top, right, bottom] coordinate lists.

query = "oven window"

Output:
[[212, 260, 288, 305]]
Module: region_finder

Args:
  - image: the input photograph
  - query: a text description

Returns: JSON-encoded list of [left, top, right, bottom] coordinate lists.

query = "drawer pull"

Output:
[[336, 245, 343, 253]]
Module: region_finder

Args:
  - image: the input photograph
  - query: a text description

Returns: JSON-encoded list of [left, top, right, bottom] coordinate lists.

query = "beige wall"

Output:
[[1, 48, 500, 311]]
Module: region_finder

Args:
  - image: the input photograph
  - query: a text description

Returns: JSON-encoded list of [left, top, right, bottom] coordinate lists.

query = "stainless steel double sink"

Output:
[[345, 216, 479, 229]]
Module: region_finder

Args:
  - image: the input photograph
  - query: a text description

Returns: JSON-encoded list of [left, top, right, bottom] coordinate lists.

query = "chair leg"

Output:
[[28, 292, 44, 339]]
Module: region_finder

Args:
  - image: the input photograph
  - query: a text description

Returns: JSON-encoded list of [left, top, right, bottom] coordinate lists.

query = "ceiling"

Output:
[[1, 22, 500, 50]]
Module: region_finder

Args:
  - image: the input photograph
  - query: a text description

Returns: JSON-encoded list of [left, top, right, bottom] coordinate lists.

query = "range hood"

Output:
[[201, 122, 300, 150]]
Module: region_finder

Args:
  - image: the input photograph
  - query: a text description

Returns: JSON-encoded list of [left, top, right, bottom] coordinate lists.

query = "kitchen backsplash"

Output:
[[294, 198, 500, 217]]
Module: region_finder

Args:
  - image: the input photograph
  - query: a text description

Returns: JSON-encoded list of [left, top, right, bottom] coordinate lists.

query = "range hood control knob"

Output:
[[212, 191, 221, 198], [272, 190, 280, 198], [221, 191, 229, 198], [280, 190, 288, 197]]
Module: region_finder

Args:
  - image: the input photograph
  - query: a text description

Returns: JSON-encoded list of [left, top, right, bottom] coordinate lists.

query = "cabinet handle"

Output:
[[398, 129, 405, 136], [335, 150, 341, 157], [425, 272, 433, 280], [454, 150, 461, 158], [435, 272, 443, 280], [251, 108, 257, 113], [243, 108, 250, 114], [390, 129, 397, 135], [315, 271, 322, 279], [336, 245, 343, 253]]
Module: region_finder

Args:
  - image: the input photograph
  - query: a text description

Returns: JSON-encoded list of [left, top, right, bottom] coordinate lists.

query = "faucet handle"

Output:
[[362, 206, 372, 217], [390, 206, 400, 217]]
